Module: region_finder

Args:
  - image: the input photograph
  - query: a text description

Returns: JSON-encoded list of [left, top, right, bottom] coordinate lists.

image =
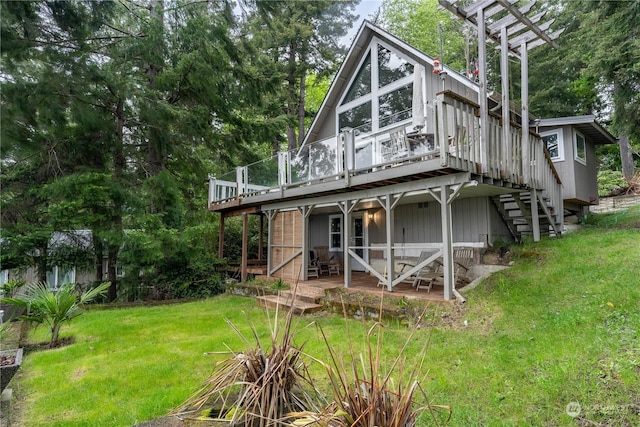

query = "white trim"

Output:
[[574, 130, 587, 165], [0, 270, 8, 286], [336, 37, 417, 135], [328, 214, 343, 251], [540, 129, 564, 162]]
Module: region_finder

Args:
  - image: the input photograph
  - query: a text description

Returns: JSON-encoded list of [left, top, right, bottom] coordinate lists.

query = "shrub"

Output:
[[1, 281, 110, 347], [597, 169, 628, 196]]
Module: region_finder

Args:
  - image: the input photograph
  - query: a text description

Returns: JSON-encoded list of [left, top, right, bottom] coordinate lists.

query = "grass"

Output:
[[9, 206, 640, 426]]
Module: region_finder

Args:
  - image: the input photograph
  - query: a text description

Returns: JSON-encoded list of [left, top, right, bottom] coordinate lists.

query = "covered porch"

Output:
[[283, 271, 450, 303]]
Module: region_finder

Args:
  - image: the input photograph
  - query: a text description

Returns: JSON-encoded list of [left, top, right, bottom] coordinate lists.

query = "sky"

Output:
[[342, 0, 383, 46]]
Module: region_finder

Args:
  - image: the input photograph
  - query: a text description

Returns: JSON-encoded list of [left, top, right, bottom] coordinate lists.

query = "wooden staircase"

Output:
[[255, 283, 327, 314], [492, 190, 562, 242]]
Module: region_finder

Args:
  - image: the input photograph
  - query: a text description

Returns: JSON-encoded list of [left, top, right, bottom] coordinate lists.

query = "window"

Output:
[[379, 83, 413, 128], [46, 266, 76, 290], [574, 131, 586, 165], [339, 101, 372, 133], [378, 45, 413, 88], [342, 53, 371, 105], [540, 130, 564, 162], [337, 39, 416, 134], [329, 215, 342, 251], [0, 270, 8, 288]]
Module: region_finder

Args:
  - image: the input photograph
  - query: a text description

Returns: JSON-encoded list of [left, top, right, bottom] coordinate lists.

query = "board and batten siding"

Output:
[[368, 197, 504, 246], [270, 210, 304, 280]]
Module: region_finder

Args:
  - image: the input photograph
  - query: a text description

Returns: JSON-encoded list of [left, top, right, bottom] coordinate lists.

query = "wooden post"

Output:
[[501, 25, 511, 180], [384, 195, 395, 292], [477, 8, 489, 173], [441, 184, 454, 301], [258, 213, 264, 263], [218, 213, 225, 259], [531, 189, 541, 242], [241, 212, 248, 282], [341, 201, 353, 288], [521, 40, 530, 186]]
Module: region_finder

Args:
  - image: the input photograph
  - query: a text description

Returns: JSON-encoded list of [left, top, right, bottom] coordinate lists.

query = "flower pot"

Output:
[[0, 348, 23, 393]]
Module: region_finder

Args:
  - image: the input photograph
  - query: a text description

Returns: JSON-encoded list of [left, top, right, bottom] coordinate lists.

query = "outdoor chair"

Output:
[[313, 245, 331, 274], [382, 126, 410, 163], [308, 250, 320, 279], [414, 248, 474, 292]]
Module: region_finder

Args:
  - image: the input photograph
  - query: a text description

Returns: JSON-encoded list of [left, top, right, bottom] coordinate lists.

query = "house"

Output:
[[535, 116, 617, 216], [207, 10, 616, 301], [0, 230, 99, 290]]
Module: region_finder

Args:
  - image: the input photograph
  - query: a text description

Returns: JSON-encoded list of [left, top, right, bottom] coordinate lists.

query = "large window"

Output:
[[329, 215, 342, 251], [337, 39, 416, 134], [574, 131, 586, 165], [541, 130, 564, 162], [47, 266, 75, 290]]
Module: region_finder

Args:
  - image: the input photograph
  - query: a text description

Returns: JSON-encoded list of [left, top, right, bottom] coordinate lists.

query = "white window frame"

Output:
[[540, 129, 564, 162], [328, 214, 343, 251], [574, 131, 587, 165], [0, 270, 8, 286], [337, 37, 415, 134], [47, 266, 76, 290]]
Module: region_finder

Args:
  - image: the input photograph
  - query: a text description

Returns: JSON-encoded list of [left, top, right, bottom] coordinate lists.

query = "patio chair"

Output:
[[382, 126, 410, 163], [308, 250, 320, 279], [314, 246, 331, 274], [414, 248, 474, 292]]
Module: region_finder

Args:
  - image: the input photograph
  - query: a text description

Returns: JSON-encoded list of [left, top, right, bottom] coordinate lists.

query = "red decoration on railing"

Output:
[[433, 57, 441, 75]]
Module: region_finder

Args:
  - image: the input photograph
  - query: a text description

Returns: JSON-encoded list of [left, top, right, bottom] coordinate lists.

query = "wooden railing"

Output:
[[209, 91, 562, 217]]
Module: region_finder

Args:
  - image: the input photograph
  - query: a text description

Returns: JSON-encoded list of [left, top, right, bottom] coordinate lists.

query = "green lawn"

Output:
[[10, 207, 640, 426]]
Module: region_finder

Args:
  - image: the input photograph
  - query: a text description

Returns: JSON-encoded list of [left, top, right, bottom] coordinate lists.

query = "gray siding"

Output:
[[370, 197, 492, 245], [545, 125, 600, 205]]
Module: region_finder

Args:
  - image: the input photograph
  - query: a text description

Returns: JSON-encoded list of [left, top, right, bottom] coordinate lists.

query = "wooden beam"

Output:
[[496, 0, 559, 49], [258, 213, 264, 262], [501, 25, 511, 181], [440, 184, 454, 301], [521, 40, 531, 185], [477, 8, 489, 173], [241, 213, 248, 282], [218, 212, 226, 259], [488, 2, 538, 34]]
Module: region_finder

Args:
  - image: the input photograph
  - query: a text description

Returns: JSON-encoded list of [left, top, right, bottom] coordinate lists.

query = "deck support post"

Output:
[[218, 212, 225, 259], [427, 180, 473, 301], [298, 206, 314, 281], [375, 193, 404, 291], [339, 200, 356, 288], [258, 213, 264, 263], [241, 212, 248, 282], [531, 189, 541, 242], [266, 210, 277, 277]]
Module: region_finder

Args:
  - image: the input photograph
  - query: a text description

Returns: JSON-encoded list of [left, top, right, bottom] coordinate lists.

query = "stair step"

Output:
[[256, 295, 324, 314], [280, 286, 326, 304]]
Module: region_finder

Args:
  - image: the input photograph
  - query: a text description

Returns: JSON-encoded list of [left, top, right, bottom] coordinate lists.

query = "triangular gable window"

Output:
[[378, 45, 413, 88], [337, 39, 416, 134], [341, 52, 371, 105]]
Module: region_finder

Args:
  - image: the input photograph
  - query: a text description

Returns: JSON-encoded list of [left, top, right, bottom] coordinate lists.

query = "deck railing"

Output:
[[209, 92, 562, 214]]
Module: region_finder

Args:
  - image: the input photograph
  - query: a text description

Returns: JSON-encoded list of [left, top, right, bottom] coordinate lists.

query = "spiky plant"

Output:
[[172, 285, 323, 426], [311, 295, 452, 427], [1, 281, 110, 348]]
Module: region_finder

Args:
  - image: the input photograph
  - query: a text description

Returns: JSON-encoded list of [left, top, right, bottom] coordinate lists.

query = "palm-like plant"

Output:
[[1, 281, 110, 347]]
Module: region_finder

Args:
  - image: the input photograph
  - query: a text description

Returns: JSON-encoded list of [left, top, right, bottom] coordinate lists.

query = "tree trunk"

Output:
[[297, 69, 306, 147], [286, 42, 298, 151], [93, 234, 104, 283], [619, 135, 635, 180]]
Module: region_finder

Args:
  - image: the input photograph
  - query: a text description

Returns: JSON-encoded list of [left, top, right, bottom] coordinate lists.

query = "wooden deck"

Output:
[[284, 271, 449, 303]]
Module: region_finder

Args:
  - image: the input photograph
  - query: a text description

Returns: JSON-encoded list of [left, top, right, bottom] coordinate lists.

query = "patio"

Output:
[[287, 271, 449, 303]]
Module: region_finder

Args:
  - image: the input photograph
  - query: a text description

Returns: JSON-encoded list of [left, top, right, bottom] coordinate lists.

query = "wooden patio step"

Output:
[[280, 284, 327, 304], [256, 295, 324, 315]]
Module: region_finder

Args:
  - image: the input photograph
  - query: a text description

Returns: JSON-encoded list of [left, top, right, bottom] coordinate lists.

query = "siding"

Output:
[[270, 210, 303, 280]]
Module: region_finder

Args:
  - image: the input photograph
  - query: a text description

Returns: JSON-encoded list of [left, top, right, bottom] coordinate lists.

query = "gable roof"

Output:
[[301, 20, 479, 149], [535, 115, 617, 145]]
